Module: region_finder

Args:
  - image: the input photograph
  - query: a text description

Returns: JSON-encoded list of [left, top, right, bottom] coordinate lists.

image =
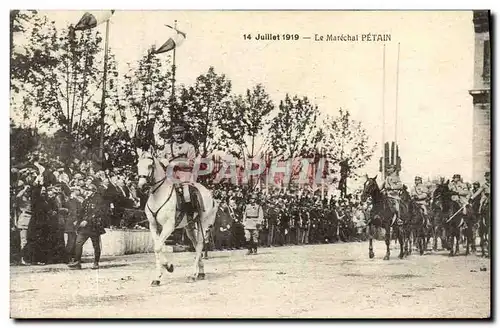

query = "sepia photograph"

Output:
[[9, 9, 491, 319]]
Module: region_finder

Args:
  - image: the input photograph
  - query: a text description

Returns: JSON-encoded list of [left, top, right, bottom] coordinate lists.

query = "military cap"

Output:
[[453, 174, 461, 179]]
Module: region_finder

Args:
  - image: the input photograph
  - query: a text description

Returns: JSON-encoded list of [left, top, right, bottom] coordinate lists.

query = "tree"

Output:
[[178, 67, 234, 157], [268, 94, 320, 160], [229, 84, 274, 159], [111, 50, 172, 151], [267, 94, 321, 186], [10, 11, 114, 163], [321, 108, 376, 181]]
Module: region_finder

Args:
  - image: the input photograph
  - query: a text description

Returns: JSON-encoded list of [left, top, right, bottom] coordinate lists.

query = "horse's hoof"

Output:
[[197, 273, 206, 280], [163, 263, 174, 273], [383, 255, 389, 261], [399, 254, 404, 259], [151, 280, 161, 287], [369, 252, 375, 259], [448, 253, 454, 257], [186, 276, 196, 283]]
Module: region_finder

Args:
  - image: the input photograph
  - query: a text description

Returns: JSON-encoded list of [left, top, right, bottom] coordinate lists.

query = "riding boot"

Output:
[[184, 201, 195, 226], [246, 241, 253, 255]]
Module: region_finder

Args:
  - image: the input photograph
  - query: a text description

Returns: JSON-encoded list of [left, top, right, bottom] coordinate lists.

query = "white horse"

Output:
[[136, 149, 218, 286]]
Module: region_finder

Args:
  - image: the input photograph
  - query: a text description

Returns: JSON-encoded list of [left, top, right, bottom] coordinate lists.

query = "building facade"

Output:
[[469, 10, 491, 182]]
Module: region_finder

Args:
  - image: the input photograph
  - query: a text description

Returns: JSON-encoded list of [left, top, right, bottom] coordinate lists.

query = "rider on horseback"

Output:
[[382, 164, 403, 225], [411, 176, 430, 216], [470, 171, 490, 215], [158, 122, 197, 225], [449, 174, 470, 215]]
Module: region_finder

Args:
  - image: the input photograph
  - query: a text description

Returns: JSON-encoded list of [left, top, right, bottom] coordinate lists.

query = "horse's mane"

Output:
[[432, 182, 451, 212]]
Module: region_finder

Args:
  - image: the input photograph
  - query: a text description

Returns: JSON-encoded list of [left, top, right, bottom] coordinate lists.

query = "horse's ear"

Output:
[[365, 174, 368, 180], [136, 148, 143, 158], [373, 174, 378, 180], [446, 179, 450, 185]]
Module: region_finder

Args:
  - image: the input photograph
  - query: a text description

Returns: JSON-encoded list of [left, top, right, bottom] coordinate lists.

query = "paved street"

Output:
[[10, 241, 490, 318]]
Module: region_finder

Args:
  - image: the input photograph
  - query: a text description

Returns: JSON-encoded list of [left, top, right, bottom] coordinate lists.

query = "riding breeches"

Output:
[[387, 197, 400, 216], [416, 202, 428, 216], [245, 229, 259, 243], [177, 171, 192, 203]]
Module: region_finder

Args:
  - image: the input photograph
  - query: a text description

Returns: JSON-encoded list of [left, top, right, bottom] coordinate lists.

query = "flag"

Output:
[[74, 10, 114, 31], [153, 24, 186, 54]]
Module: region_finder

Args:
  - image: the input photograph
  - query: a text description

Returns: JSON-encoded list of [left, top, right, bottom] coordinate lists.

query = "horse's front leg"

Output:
[[398, 226, 405, 259], [383, 224, 391, 260], [368, 223, 375, 259], [150, 219, 176, 287], [148, 215, 163, 287]]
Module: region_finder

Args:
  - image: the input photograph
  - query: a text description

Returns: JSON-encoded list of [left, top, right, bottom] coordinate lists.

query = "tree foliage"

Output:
[[321, 108, 376, 178], [267, 94, 321, 160]]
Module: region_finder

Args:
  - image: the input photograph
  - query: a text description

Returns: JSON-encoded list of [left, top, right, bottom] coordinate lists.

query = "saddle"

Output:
[[174, 183, 205, 227]]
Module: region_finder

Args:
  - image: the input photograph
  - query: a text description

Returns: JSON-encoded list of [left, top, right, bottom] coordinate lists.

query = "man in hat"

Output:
[[449, 174, 470, 215], [411, 176, 430, 216], [382, 164, 403, 225], [158, 123, 197, 224], [469, 171, 490, 215], [242, 194, 264, 255], [68, 183, 107, 270]]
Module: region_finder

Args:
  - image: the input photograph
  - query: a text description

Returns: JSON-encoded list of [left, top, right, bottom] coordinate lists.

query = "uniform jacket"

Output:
[[411, 184, 429, 204], [76, 191, 107, 236], [383, 173, 403, 198], [159, 141, 196, 172], [243, 203, 263, 230], [449, 181, 470, 205]]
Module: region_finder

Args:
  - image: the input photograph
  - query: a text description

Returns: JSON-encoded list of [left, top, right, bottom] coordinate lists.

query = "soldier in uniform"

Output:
[[411, 176, 430, 216], [449, 174, 470, 215], [243, 194, 264, 255], [158, 123, 197, 224], [382, 164, 403, 224], [470, 171, 490, 215], [67, 184, 107, 270]]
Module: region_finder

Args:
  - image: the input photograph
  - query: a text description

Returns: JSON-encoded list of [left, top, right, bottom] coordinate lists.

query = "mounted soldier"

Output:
[[469, 171, 490, 215], [381, 164, 403, 225], [449, 174, 470, 215], [411, 176, 430, 216], [158, 122, 198, 225]]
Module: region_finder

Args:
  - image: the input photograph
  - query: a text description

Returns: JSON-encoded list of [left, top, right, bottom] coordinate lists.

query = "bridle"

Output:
[[139, 155, 175, 221], [139, 156, 166, 194]]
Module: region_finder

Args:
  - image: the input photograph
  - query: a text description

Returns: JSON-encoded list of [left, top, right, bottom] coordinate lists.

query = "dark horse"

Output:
[[361, 176, 409, 260], [478, 195, 491, 258], [408, 198, 431, 256], [430, 181, 450, 251], [431, 181, 472, 256]]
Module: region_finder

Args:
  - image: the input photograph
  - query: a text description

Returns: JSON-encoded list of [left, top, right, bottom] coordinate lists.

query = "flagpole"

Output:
[[99, 19, 110, 170], [381, 43, 386, 180], [394, 42, 400, 166], [170, 20, 177, 110]]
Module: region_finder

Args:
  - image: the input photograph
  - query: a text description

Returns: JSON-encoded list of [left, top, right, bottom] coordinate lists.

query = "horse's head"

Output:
[[361, 174, 379, 203], [432, 179, 450, 210], [136, 148, 155, 189]]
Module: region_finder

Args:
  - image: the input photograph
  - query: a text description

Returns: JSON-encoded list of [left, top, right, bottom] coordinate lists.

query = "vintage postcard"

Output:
[[9, 10, 491, 318]]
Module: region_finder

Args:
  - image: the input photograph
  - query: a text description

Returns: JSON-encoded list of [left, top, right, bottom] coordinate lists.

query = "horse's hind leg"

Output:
[[185, 225, 205, 282]]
